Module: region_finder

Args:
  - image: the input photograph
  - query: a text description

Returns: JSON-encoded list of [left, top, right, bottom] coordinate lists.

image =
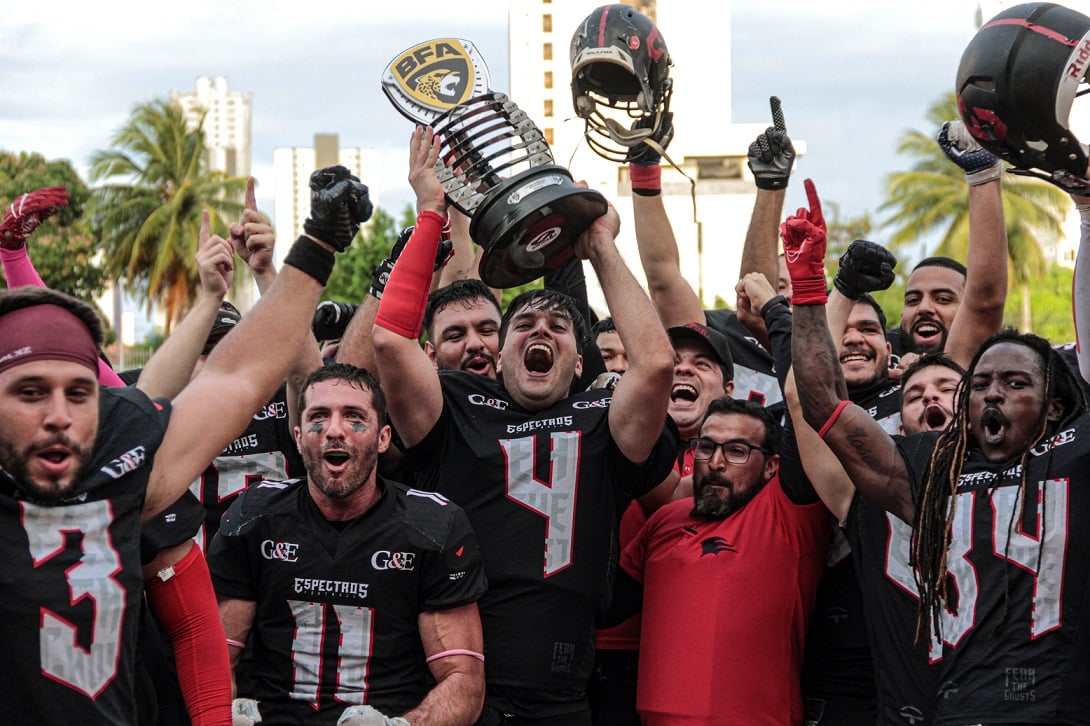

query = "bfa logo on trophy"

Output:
[[382, 39, 490, 122]]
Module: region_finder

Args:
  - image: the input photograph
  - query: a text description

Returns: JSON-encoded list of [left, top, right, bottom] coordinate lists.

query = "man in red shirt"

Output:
[[620, 397, 829, 725]]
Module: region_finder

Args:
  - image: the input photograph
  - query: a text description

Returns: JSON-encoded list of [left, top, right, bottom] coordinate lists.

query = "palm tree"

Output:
[[881, 92, 1070, 332], [90, 99, 246, 331]]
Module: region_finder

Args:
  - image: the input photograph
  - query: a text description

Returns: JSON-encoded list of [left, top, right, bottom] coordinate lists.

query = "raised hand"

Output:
[[0, 186, 69, 249], [735, 271, 778, 316], [748, 96, 796, 190], [625, 111, 674, 166], [937, 120, 1001, 185], [408, 125, 447, 217], [304, 166, 372, 252], [369, 222, 453, 300], [779, 178, 828, 305], [230, 178, 275, 279], [196, 210, 235, 300], [833, 239, 896, 300]]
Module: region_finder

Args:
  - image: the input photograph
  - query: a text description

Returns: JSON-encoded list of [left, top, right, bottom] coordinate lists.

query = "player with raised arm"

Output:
[[0, 165, 367, 724], [371, 126, 678, 724]]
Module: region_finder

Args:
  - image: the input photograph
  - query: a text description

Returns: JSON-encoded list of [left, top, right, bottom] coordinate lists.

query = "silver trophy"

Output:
[[383, 39, 606, 288]]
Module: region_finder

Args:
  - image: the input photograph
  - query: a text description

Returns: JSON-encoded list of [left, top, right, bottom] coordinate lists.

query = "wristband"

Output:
[[759, 294, 788, 319], [788, 278, 827, 306], [283, 235, 335, 286], [629, 163, 662, 196], [425, 648, 485, 663], [226, 638, 246, 649], [818, 400, 852, 439], [965, 165, 1002, 186]]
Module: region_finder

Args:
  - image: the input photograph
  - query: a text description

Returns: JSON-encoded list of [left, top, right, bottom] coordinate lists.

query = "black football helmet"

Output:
[[956, 2, 1090, 192], [570, 4, 673, 161]]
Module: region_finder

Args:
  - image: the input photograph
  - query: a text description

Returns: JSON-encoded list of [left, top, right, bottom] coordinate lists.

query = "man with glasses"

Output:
[[615, 397, 830, 725]]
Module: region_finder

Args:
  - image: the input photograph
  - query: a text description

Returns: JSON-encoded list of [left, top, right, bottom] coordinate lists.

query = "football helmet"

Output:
[[956, 2, 1090, 192], [570, 4, 673, 161]]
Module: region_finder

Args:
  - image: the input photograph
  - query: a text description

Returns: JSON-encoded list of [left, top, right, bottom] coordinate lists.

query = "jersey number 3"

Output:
[[21, 500, 125, 697]]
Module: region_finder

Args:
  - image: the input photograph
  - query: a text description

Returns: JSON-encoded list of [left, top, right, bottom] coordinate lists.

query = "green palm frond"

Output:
[[91, 99, 246, 330]]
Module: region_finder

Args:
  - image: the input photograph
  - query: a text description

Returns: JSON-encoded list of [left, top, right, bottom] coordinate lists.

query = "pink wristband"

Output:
[[425, 648, 485, 663], [226, 638, 246, 649]]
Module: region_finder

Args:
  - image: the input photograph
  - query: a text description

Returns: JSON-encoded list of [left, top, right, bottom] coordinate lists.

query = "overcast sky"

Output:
[[0, 0, 1045, 241]]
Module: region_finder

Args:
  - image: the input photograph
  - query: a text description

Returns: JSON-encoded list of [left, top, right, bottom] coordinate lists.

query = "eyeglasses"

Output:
[[690, 438, 772, 464]]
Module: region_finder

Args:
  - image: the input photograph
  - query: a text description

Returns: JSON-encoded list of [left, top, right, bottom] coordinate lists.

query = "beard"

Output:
[[0, 434, 92, 503], [690, 471, 765, 519], [301, 439, 379, 501]]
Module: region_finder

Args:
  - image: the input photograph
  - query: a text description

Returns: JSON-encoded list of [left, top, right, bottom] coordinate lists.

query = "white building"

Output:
[[507, 0, 799, 313], [170, 76, 257, 309], [272, 134, 382, 270], [170, 75, 252, 179]]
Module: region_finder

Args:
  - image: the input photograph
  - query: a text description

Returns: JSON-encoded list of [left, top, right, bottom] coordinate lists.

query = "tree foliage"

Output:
[[89, 99, 247, 331], [0, 151, 106, 301], [880, 92, 1069, 332]]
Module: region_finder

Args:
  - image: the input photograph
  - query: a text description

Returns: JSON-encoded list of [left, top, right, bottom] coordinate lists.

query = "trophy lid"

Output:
[[382, 38, 492, 125]]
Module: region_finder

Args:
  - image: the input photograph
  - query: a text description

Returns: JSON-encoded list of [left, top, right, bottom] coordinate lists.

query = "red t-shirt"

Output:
[[621, 477, 830, 725]]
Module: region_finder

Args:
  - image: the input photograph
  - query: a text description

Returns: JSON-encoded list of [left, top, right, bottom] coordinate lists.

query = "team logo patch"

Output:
[[700, 536, 736, 556], [261, 539, 300, 562], [382, 38, 491, 124], [371, 550, 416, 571]]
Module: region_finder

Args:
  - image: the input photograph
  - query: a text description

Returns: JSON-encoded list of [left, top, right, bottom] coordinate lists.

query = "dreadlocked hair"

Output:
[[911, 330, 1086, 645]]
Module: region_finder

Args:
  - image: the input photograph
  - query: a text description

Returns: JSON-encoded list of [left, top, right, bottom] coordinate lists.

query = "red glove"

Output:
[[779, 178, 828, 305], [0, 186, 69, 249]]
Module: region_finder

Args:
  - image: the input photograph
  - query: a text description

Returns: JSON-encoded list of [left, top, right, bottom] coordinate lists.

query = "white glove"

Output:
[[337, 704, 410, 726], [232, 698, 263, 725]]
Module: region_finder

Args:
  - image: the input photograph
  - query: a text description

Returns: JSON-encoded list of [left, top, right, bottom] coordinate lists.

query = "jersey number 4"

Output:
[[21, 500, 125, 697], [500, 432, 581, 577]]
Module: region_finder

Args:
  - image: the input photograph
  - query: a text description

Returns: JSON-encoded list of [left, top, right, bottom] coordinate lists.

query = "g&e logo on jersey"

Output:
[[100, 445, 148, 479], [468, 394, 508, 411], [573, 397, 610, 409], [253, 401, 288, 421], [261, 539, 300, 562], [371, 551, 416, 571]]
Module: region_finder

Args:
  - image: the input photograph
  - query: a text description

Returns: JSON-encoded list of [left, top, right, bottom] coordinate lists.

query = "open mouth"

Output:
[[840, 349, 872, 365], [462, 355, 494, 375], [524, 343, 554, 373], [323, 450, 351, 467], [924, 405, 949, 431], [671, 382, 698, 403], [980, 409, 1006, 444], [912, 320, 943, 341]]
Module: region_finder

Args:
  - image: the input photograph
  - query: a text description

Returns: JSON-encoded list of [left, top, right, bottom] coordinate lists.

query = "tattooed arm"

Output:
[[791, 303, 915, 523]]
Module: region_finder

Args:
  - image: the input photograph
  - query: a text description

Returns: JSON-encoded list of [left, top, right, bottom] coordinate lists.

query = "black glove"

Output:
[[747, 96, 795, 190], [625, 111, 674, 166], [833, 239, 897, 299], [303, 166, 373, 252], [368, 223, 454, 299], [312, 300, 360, 341]]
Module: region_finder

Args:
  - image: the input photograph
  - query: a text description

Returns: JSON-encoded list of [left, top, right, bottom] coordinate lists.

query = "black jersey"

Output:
[[189, 382, 303, 548], [704, 308, 784, 409], [850, 377, 902, 435], [0, 386, 170, 725], [846, 481, 937, 726], [207, 477, 486, 725], [407, 371, 679, 717], [901, 418, 1090, 724]]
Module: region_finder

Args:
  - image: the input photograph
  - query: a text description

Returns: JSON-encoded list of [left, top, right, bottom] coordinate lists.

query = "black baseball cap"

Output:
[[667, 322, 734, 381], [203, 301, 242, 355]]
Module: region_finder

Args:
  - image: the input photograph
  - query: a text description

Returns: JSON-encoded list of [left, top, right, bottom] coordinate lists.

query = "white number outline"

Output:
[[287, 600, 374, 707]]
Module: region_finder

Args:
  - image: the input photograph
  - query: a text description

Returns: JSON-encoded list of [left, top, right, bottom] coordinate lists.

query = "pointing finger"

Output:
[[803, 179, 824, 227], [200, 209, 210, 245], [244, 177, 257, 211]]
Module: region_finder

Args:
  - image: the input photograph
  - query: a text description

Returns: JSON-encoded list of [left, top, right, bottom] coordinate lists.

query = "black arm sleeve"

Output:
[[777, 414, 821, 505], [597, 567, 644, 629], [545, 255, 606, 389], [762, 301, 793, 394]]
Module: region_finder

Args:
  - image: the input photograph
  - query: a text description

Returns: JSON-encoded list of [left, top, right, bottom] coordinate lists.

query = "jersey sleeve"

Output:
[[205, 492, 258, 601], [609, 415, 681, 498], [417, 499, 488, 612], [140, 490, 205, 564]]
